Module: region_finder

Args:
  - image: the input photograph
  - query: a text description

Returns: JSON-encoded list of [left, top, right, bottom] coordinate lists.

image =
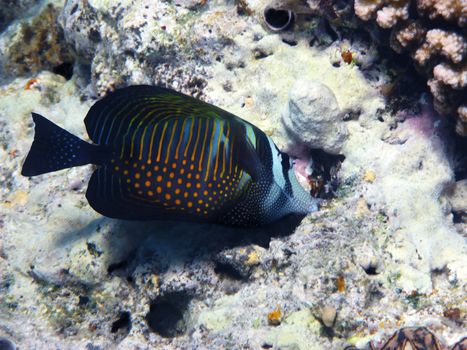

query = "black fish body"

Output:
[[22, 86, 316, 226]]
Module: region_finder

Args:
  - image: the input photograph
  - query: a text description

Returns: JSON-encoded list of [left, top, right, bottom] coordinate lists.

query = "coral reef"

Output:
[[0, 0, 465, 349], [1, 3, 73, 80], [58, 0, 230, 96], [353, 0, 467, 135], [0, 0, 41, 32]]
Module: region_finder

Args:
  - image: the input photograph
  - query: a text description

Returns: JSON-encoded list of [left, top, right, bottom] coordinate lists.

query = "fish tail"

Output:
[[21, 113, 108, 176]]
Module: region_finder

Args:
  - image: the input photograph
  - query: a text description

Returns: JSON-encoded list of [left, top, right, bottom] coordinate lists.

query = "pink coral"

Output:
[[413, 29, 466, 66], [390, 21, 426, 53], [433, 63, 467, 89], [376, 1, 410, 28], [354, 0, 384, 21], [416, 0, 466, 26], [352, 0, 467, 135]]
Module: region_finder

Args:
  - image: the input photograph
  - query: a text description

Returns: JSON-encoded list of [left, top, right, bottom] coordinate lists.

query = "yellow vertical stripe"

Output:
[[204, 120, 218, 181], [164, 120, 178, 164], [212, 120, 224, 181], [191, 118, 203, 162], [221, 122, 230, 178], [183, 117, 195, 158], [156, 121, 169, 162], [198, 119, 210, 171], [229, 133, 235, 173], [147, 123, 160, 163], [175, 117, 188, 160]]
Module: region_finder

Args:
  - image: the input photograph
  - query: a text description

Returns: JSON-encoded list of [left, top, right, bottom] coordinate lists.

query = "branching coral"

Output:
[[352, 0, 467, 135], [413, 29, 466, 66], [417, 0, 466, 26]]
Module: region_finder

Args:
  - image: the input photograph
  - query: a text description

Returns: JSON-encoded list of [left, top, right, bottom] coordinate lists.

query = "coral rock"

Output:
[[281, 80, 348, 154], [319, 306, 337, 328]]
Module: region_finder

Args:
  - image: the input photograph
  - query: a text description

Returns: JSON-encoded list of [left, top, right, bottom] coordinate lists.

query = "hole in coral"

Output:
[[53, 61, 74, 80], [452, 211, 464, 224], [263, 7, 294, 31], [86, 242, 102, 258], [111, 311, 131, 334], [253, 48, 270, 60], [108, 260, 129, 275], [363, 265, 379, 275], [146, 292, 191, 337], [214, 261, 245, 281], [282, 37, 297, 46], [78, 296, 90, 306], [70, 4, 78, 15], [0, 338, 15, 350]]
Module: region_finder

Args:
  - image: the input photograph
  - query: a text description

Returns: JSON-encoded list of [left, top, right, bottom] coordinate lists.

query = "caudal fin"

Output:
[[22, 113, 100, 176]]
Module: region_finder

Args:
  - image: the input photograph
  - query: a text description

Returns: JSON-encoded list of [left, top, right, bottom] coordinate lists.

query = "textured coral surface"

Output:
[[354, 0, 467, 135], [0, 0, 466, 349]]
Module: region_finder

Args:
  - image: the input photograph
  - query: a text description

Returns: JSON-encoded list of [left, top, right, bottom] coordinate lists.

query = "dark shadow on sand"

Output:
[[52, 214, 305, 278]]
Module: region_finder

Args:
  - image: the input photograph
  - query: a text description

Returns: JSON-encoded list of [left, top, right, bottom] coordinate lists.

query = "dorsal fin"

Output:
[[85, 86, 188, 145]]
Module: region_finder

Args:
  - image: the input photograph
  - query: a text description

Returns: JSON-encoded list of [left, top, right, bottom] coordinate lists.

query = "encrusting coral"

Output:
[[353, 0, 467, 135], [3, 4, 73, 78]]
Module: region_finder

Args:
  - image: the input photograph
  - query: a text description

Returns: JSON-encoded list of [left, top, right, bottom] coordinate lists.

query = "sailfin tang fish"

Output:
[[22, 86, 317, 226]]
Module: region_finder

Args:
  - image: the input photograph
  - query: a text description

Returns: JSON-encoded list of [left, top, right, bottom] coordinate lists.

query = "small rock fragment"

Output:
[[356, 198, 371, 218], [363, 170, 376, 183], [319, 306, 337, 328]]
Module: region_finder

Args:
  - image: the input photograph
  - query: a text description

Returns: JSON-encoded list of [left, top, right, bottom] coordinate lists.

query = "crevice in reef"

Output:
[[145, 292, 192, 338], [111, 311, 131, 335], [214, 261, 246, 281], [308, 149, 345, 199]]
